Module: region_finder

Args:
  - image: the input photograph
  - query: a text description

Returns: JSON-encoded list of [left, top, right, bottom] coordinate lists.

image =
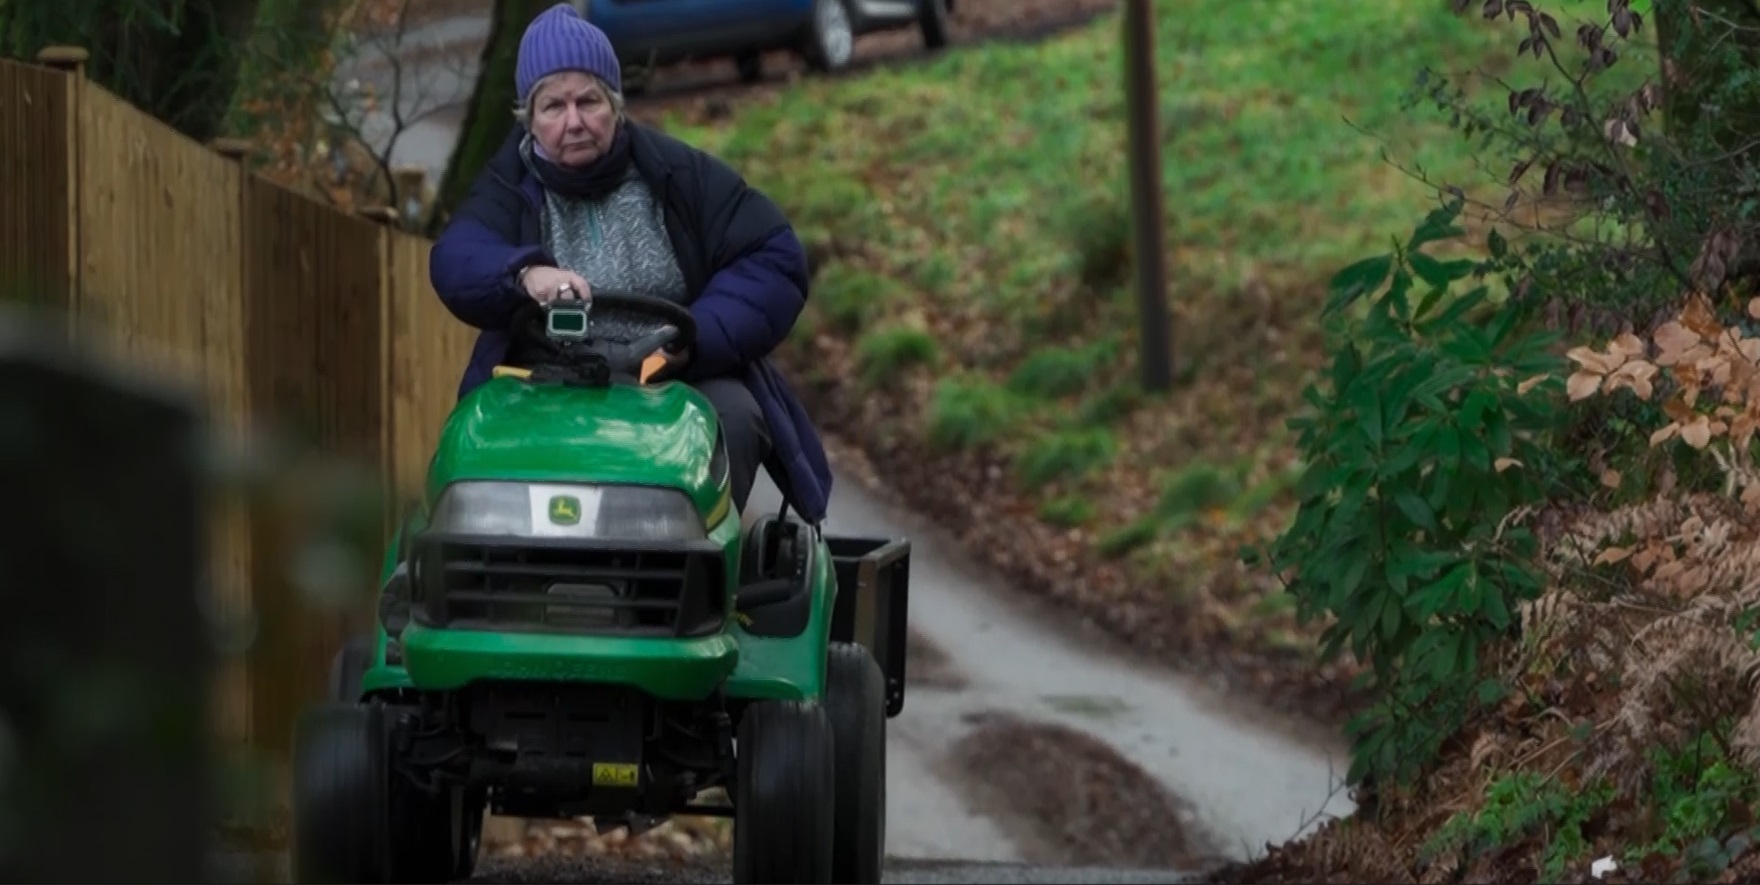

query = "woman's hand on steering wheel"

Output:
[[519, 265, 591, 304]]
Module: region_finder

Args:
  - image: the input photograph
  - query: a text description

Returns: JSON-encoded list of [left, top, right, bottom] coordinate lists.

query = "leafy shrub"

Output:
[[1252, 199, 1566, 786]]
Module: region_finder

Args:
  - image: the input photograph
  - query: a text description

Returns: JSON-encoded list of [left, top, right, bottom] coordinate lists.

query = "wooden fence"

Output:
[[0, 47, 478, 753]]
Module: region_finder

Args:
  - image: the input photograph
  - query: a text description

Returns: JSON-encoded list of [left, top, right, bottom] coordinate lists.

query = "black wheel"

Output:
[[825, 643, 887, 884], [918, 0, 950, 49], [452, 788, 488, 880], [735, 52, 764, 83], [387, 772, 468, 883], [328, 633, 374, 703], [732, 700, 836, 884], [291, 704, 391, 884], [803, 0, 855, 72]]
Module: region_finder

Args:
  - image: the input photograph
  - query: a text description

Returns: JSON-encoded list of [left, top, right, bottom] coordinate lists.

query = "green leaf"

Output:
[[1328, 545, 1373, 609], [1436, 423, 1462, 463], [1409, 562, 1471, 621], [1350, 382, 1385, 448], [1325, 254, 1394, 316], [1422, 286, 1490, 335], [1379, 591, 1403, 642], [1334, 474, 1372, 528], [1413, 284, 1450, 322], [1408, 251, 1453, 288], [1431, 631, 1464, 681], [1393, 488, 1440, 534], [1476, 678, 1507, 705], [1487, 227, 1508, 259], [1387, 549, 1456, 582], [1409, 364, 1478, 409], [1378, 422, 1437, 478], [1408, 201, 1468, 249], [1481, 584, 1511, 631]]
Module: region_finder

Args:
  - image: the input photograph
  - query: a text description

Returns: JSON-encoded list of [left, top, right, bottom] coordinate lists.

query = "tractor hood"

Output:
[[426, 378, 722, 516]]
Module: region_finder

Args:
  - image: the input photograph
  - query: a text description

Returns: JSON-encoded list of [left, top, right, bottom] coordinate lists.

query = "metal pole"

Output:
[[1124, 0, 1172, 392]]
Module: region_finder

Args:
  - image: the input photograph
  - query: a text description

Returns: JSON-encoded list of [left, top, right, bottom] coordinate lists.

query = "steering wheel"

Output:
[[509, 289, 698, 381]]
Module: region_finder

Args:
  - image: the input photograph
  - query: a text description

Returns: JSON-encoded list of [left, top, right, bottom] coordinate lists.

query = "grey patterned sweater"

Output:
[[526, 138, 688, 344]]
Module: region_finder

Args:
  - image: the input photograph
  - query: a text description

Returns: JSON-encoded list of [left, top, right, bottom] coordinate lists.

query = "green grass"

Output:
[[655, 0, 1528, 658], [666, 0, 1507, 292]]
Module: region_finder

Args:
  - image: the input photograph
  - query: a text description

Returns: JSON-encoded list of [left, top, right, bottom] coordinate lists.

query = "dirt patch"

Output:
[[944, 711, 1225, 870], [906, 626, 969, 691]]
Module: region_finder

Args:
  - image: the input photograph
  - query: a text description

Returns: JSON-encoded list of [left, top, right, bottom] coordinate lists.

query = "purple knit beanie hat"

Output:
[[516, 3, 622, 101]]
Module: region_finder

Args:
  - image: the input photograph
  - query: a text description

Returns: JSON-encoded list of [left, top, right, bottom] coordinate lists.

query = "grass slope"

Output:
[[653, 0, 1509, 713]]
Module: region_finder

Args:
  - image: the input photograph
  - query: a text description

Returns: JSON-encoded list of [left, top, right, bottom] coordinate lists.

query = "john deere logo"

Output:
[[548, 494, 581, 526]]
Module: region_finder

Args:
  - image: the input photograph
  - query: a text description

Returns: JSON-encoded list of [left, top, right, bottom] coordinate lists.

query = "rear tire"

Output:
[[291, 704, 390, 884], [825, 643, 887, 884], [803, 0, 855, 72], [918, 0, 950, 49], [732, 700, 836, 884]]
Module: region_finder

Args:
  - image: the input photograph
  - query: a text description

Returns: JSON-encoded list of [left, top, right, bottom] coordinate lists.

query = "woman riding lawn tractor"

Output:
[[428, 2, 833, 523]]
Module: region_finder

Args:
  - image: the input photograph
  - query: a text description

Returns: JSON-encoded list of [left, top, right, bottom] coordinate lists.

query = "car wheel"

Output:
[[918, 0, 950, 50], [803, 0, 855, 73], [731, 700, 836, 883], [735, 52, 764, 83]]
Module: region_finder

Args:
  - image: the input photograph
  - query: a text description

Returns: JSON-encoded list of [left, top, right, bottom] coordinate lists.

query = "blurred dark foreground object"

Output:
[[0, 309, 213, 883]]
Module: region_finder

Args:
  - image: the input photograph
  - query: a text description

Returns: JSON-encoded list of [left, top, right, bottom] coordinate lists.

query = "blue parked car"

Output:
[[574, 0, 954, 92]]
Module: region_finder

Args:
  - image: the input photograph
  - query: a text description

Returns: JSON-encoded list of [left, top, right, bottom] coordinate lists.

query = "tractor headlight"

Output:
[[428, 481, 707, 541]]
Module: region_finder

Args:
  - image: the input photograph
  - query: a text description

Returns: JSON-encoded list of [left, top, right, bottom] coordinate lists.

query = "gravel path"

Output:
[[468, 856, 1212, 884]]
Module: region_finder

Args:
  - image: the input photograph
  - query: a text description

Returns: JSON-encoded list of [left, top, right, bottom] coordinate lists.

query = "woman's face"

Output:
[[529, 71, 619, 167]]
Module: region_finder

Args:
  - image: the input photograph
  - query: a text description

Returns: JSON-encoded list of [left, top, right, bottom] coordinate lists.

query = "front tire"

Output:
[[732, 700, 836, 884], [803, 0, 856, 73], [291, 704, 391, 884], [825, 643, 887, 884]]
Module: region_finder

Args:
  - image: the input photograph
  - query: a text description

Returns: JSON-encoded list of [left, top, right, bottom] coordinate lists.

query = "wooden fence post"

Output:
[[358, 204, 403, 543], [30, 46, 88, 330], [205, 136, 259, 755]]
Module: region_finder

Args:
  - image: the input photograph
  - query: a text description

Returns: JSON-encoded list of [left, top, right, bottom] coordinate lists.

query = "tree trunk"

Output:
[[1653, 0, 1760, 146], [427, 0, 550, 234]]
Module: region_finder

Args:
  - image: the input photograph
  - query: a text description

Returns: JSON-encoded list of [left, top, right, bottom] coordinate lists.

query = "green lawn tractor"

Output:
[[290, 293, 911, 884]]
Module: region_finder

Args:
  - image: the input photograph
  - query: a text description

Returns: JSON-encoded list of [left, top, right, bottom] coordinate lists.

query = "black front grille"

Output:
[[412, 534, 727, 637]]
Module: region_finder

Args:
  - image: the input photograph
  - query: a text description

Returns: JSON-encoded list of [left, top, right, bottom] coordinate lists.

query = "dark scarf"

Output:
[[522, 124, 634, 201]]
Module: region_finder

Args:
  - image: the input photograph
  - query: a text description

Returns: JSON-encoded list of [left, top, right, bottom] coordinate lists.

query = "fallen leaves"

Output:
[[1566, 331, 1656, 400]]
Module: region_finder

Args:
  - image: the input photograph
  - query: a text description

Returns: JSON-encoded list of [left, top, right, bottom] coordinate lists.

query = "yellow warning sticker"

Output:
[[592, 763, 639, 788]]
